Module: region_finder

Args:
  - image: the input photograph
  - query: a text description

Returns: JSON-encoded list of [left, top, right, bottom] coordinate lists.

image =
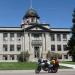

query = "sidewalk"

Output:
[[0, 69, 75, 73], [59, 63, 75, 69]]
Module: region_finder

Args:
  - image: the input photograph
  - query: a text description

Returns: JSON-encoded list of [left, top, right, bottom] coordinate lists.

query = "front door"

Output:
[[34, 47, 40, 58]]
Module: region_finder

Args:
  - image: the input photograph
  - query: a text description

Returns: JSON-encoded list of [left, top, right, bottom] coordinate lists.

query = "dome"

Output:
[[23, 8, 40, 19]]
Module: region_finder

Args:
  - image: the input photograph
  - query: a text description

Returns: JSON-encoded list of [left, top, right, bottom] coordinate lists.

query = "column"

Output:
[[42, 33, 46, 58], [55, 34, 57, 52], [61, 34, 63, 52], [8, 33, 10, 52]]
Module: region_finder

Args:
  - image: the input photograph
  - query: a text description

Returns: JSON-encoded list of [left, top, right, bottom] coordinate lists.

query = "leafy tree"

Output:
[[17, 51, 30, 62], [68, 8, 75, 62]]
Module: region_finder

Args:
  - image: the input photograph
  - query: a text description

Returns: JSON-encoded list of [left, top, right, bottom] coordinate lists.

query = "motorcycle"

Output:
[[35, 59, 59, 73], [48, 64, 59, 73]]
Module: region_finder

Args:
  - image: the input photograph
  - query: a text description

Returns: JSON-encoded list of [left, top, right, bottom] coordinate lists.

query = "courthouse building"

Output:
[[0, 8, 71, 62]]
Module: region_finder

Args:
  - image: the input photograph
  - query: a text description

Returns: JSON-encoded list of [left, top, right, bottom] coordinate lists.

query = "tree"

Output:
[[46, 51, 61, 60], [17, 51, 30, 62], [68, 8, 75, 62]]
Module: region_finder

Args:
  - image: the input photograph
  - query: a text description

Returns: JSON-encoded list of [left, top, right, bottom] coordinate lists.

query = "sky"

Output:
[[0, 0, 75, 28]]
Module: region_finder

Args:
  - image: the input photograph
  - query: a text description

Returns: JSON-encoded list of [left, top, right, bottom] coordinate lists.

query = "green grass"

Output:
[[0, 62, 71, 70], [0, 62, 37, 70], [60, 61, 75, 64]]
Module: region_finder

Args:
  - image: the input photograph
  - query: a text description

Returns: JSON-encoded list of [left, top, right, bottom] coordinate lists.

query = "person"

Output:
[[50, 57, 59, 69], [50, 58, 55, 65], [38, 58, 42, 64], [55, 58, 59, 68]]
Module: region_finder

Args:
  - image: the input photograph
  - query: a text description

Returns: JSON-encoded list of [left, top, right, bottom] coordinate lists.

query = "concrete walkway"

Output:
[[0, 69, 75, 73], [59, 63, 75, 69]]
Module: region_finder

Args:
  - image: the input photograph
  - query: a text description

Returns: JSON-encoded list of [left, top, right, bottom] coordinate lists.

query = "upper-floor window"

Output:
[[3, 33, 8, 37], [10, 45, 14, 51], [31, 18, 35, 23], [51, 45, 55, 51], [17, 33, 21, 37], [3, 33, 8, 41], [10, 33, 14, 41], [32, 33, 41, 38], [34, 34, 39, 37], [63, 34, 67, 41], [57, 45, 61, 51], [57, 34, 61, 41], [10, 33, 14, 37], [17, 33, 21, 41], [50, 34, 55, 41], [3, 44, 8, 51]]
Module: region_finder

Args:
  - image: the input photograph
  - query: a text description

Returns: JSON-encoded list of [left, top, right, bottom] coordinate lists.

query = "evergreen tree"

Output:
[[68, 8, 75, 61]]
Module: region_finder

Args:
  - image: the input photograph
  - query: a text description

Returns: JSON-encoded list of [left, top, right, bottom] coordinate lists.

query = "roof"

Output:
[[23, 8, 40, 19], [0, 26, 71, 33]]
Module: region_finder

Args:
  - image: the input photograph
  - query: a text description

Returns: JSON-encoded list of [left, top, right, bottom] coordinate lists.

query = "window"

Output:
[[3, 33, 8, 37], [57, 34, 61, 41], [10, 45, 14, 51], [34, 34, 39, 38], [63, 34, 67, 41], [64, 55, 68, 59], [51, 45, 55, 51], [32, 33, 41, 38], [10, 33, 14, 37], [17, 33, 21, 41], [10, 55, 14, 60], [17, 33, 21, 37], [17, 45, 21, 51], [63, 45, 67, 51], [50, 34, 55, 41], [57, 45, 61, 51], [3, 55, 8, 60], [3, 44, 8, 51], [10, 33, 14, 41], [31, 18, 34, 23], [3, 33, 8, 41]]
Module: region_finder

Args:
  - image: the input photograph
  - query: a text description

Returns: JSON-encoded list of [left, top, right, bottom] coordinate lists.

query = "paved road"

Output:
[[0, 69, 75, 75]]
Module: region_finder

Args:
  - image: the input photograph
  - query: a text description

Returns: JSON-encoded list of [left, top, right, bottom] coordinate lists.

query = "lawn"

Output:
[[60, 61, 75, 65], [0, 62, 71, 70], [0, 62, 37, 70]]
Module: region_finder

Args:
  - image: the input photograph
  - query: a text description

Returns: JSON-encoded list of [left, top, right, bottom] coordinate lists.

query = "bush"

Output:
[[46, 51, 61, 60], [17, 51, 30, 62]]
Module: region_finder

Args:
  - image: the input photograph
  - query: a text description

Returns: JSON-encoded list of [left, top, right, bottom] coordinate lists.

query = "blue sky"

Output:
[[0, 0, 75, 28]]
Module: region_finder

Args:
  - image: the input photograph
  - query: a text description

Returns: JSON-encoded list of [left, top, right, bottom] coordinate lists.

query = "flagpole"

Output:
[[30, 0, 32, 8]]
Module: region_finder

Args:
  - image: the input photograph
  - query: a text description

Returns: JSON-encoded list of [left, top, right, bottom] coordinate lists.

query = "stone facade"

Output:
[[0, 8, 72, 62]]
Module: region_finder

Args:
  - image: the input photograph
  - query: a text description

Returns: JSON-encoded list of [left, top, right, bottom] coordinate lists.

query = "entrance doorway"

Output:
[[34, 47, 40, 58]]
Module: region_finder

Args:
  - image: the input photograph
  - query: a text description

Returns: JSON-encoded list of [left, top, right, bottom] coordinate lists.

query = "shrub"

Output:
[[46, 51, 61, 60], [18, 51, 30, 62]]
